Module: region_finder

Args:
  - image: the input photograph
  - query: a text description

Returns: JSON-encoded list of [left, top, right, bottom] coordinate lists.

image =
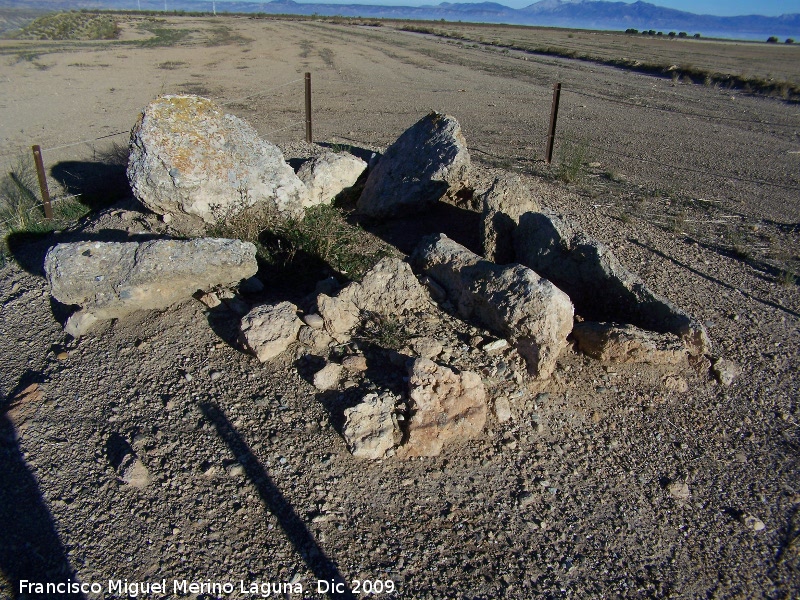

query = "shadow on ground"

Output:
[[0, 371, 86, 600], [49, 143, 131, 211], [199, 402, 354, 599]]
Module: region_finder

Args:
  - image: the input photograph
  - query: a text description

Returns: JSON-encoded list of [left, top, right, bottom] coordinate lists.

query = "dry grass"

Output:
[[396, 22, 800, 99], [12, 11, 119, 41]]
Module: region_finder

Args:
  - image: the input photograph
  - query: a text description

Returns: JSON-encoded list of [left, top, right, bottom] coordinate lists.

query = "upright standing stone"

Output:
[[357, 112, 470, 218], [514, 211, 709, 355], [398, 358, 487, 458], [413, 234, 573, 379], [128, 94, 308, 231], [480, 175, 540, 264]]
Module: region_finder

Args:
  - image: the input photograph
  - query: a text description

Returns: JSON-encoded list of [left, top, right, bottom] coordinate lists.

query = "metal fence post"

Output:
[[31, 145, 53, 220], [545, 82, 562, 165], [305, 72, 312, 143]]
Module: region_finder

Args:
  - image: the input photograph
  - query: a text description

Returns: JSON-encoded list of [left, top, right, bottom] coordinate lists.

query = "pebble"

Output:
[[56, 351, 70, 361], [742, 514, 765, 531], [209, 370, 222, 381], [227, 464, 245, 477], [303, 313, 325, 329], [493, 396, 512, 422], [663, 375, 689, 393], [342, 355, 368, 372], [482, 339, 509, 353], [712, 357, 741, 387], [668, 481, 690, 500], [313, 362, 343, 391]]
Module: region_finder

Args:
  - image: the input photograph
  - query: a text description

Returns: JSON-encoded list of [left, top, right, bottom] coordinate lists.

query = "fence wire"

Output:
[[0, 76, 307, 164]]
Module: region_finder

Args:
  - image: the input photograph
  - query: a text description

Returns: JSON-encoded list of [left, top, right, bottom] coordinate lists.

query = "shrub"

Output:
[[625, 28, 638, 34], [786, 38, 795, 44], [693, 33, 701, 38], [767, 36, 779, 43], [0, 156, 89, 264], [556, 138, 589, 183], [678, 31, 687, 38]]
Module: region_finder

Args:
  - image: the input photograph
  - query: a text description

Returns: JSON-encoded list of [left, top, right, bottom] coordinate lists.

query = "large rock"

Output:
[[317, 257, 431, 342], [413, 234, 573, 379], [128, 95, 308, 231], [356, 112, 470, 218], [480, 175, 540, 264], [342, 392, 401, 459], [239, 301, 303, 362], [297, 150, 367, 208], [572, 322, 687, 364], [45, 238, 258, 337], [398, 358, 487, 458], [514, 211, 709, 355]]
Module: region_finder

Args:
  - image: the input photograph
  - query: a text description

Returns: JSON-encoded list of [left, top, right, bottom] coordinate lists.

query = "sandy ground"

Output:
[[1, 15, 799, 599]]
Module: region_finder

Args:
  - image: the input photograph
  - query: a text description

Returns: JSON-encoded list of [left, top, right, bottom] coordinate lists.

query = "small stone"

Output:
[[342, 392, 401, 459], [493, 396, 512, 423], [297, 326, 334, 352], [663, 375, 689, 393], [196, 291, 222, 308], [469, 335, 485, 348], [742, 514, 765, 531], [56, 351, 70, 361], [239, 301, 303, 362], [313, 362, 343, 391], [421, 276, 446, 302], [410, 337, 444, 359], [209, 370, 222, 381], [303, 313, 325, 329], [342, 355, 368, 372], [483, 339, 509, 354], [227, 464, 246, 477], [239, 276, 265, 294], [119, 454, 150, 488], [668, 481, 690, 500], [711, 357, 741, 386], [517, 492, 535, 508]]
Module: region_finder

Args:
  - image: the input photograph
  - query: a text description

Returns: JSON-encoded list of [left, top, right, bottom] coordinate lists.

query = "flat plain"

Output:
[[1, 14, 799, 599]]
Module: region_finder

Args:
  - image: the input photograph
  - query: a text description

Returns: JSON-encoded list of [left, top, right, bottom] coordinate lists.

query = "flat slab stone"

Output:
[[44, 238, 258, 337], [572, 322, 687, 364]]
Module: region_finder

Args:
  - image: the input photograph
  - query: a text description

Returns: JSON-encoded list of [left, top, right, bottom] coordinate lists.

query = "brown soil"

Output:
[[1, 15, 799, 599]]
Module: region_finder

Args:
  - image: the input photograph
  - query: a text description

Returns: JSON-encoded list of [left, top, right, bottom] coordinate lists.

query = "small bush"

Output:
[[767, 36, 779, 43], [556, 138, 589, 184], [357, 312, 408, 350], [777, 270, 796, 286], [1, 157, 89, 263], [786, 38, 795, 44]]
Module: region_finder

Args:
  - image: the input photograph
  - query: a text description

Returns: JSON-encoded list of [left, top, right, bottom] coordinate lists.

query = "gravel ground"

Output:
[[1, 16, 799, 600]]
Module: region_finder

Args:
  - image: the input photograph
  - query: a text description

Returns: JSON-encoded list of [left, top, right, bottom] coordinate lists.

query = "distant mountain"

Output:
[[2, 0, 798, 39]]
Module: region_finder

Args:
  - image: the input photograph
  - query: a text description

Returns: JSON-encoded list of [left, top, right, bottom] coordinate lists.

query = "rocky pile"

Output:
[[40, 102, 726, 463]]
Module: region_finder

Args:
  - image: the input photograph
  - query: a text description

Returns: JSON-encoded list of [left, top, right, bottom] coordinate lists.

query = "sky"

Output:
[[334, 0, 799, 16]]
